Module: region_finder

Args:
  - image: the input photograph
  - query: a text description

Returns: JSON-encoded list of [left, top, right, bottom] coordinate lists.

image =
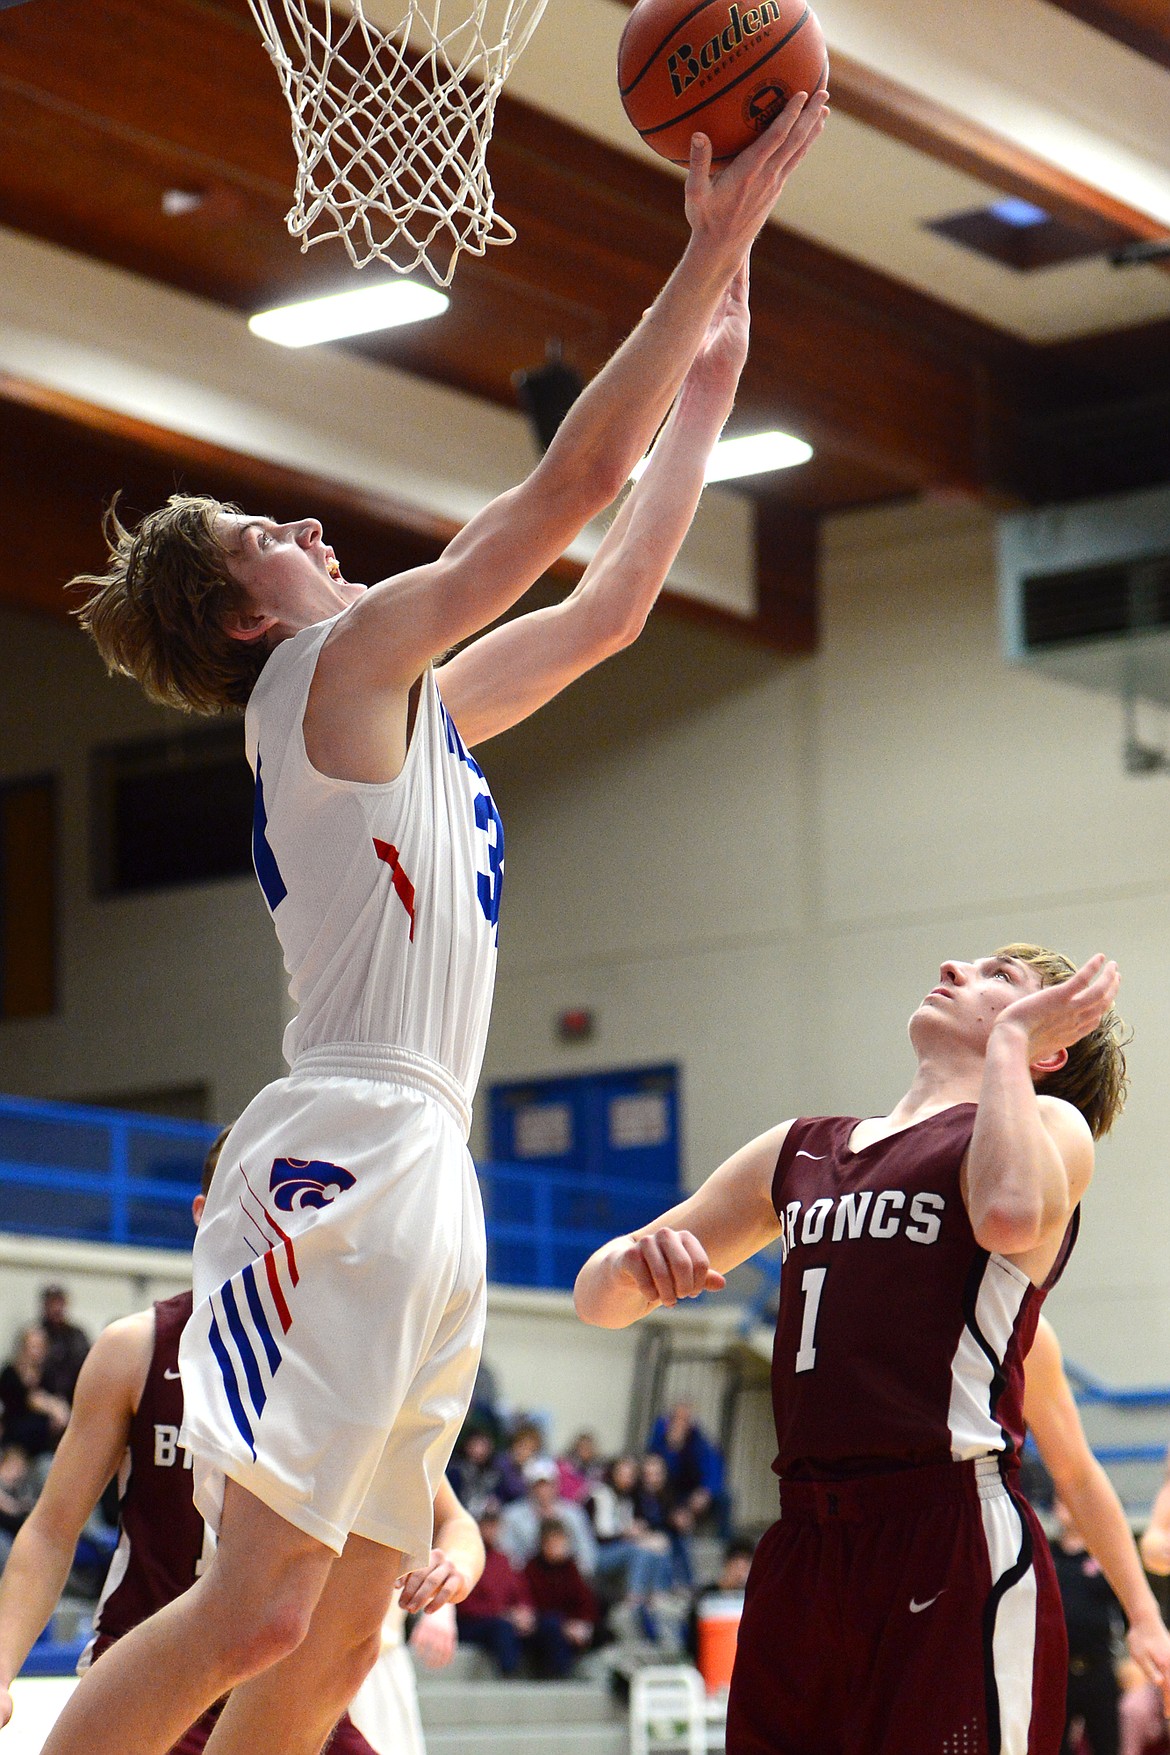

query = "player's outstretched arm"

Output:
[[1025, 1317, 1170, 1710], [0, 1315, 150, 1730], [574, 1122, 789, 1330], [318, 94, 827, 701], [397, 1475, 485, 1618], [963, 955, 1118, 1269], [438, 261, 751, 745]]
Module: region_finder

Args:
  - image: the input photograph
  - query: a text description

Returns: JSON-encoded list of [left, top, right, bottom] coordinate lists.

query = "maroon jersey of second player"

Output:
[[83, 1293, 376, 1755], [88, 1291, 206, 1645], [770, 1104, 1078, 1479]]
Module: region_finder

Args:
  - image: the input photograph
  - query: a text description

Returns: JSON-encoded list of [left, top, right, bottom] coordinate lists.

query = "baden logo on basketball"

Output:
[[269, 1157, 357, 1212], [745, 83, 787, 133]]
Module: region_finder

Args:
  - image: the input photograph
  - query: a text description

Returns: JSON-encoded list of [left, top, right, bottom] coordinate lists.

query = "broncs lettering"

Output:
[[666, 0, 783, 97], [779, 1191, 945, 1260]]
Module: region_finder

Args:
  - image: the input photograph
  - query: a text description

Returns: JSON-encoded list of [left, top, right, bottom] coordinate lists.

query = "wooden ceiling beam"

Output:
[[0, 378, 814, 654], [828, 50, 1170, 257], [1041, 1, 1170, 74]]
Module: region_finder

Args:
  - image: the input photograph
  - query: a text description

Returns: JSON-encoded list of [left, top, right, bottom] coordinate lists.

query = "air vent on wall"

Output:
[[1000, 484, 1170, 712]]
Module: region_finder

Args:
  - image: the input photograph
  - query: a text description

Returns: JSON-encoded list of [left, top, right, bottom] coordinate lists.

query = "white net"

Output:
[[248, 0, 549, 285]]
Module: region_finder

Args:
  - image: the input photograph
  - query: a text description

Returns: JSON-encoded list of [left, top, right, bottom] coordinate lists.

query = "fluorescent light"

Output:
[[989, 197, 1049, 229], [631, 429, 813, 483], [249, 281, 449, 348]]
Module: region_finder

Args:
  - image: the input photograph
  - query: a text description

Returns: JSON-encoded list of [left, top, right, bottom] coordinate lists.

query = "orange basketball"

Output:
[[618, 0, 828, 167]]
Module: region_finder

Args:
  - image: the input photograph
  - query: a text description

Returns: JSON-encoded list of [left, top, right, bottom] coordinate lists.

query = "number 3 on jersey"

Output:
[[795, 1266, 827, 1374]]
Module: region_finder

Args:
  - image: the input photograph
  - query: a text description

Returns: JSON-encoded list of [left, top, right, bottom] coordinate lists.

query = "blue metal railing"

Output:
[[0, 1092, 675, 1292]]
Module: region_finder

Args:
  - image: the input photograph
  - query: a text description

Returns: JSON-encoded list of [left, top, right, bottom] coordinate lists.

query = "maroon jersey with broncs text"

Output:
[[769, 1105, 1078, 1479], [88, 1292, 209, 1646]]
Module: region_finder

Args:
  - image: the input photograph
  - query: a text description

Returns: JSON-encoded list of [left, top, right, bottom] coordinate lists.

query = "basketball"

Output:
[[618, 0, 828, 167]]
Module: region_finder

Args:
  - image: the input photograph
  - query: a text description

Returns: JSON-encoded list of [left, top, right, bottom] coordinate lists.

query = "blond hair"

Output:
[[71, 495, 267, 715], [996, 943, 1130, 1139]]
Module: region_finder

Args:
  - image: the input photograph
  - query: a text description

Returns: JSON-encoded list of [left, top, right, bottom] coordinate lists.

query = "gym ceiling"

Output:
[[1, 0, 1169, 652]]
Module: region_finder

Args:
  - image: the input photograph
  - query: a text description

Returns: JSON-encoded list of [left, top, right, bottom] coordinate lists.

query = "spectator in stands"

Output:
[[35, 1285, 90, 1405], [557, 1432, 603, 1504], [1052, 1495, 1125, 1755], [501, 1462, 597, 1575], [455, 1507, 535, 1677], [648, 1401, 729, 1538], [467, 1358, 504, 1448], [0, 1446, 35, 1568], [1131, 1448, 1170, 1754], [0, 1327, 69, 1459], [448, 1429, 504, 1521], [635, 1451, 694, 1587], [589, 1455, 673, 1631], [524, 1518, 598, 1679], [496, 1422, 549, 1505]]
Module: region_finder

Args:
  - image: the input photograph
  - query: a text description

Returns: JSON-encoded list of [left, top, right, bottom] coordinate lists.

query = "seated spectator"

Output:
[[35, 1285, 90, 1405], [501, 1462, 597, 1575], [557, 1432, 603, 1504], [467, 1357, 504, 1448], [636, 1451, 694, 1587], [524, 1518, 598, 1678], [648, 1401, 729, 1538], [0, 1329, 70, 1459], [456, 1507, 535, 1677], [448, 1429, 503, 1520], [496, 1422, 549, 1505], [0, 1445, 35, 1567], [589, 1456, 673, 1631]]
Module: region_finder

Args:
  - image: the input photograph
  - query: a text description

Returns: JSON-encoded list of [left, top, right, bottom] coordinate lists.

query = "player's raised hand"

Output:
[[686, 256, 751, 395], [685, 89, 828, 266], [397, 1546, 474, 1615], [0, 1683, 12, 1730], [994, 953, 1120, 1063], [617, 1227, 726, 1308]]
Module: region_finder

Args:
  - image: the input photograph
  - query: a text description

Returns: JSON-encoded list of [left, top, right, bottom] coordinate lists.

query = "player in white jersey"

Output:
[[58, 92, 827, 1755]]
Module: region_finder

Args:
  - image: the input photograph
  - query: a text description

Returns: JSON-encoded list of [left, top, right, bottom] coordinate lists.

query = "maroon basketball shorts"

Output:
[[726, 1456, 1066, 1755]]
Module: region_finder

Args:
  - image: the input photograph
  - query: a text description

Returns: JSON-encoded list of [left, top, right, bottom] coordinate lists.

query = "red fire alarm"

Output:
[[558, 1008, 595, 1042]]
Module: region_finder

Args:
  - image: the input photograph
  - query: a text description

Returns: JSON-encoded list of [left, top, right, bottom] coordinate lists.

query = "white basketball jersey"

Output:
[[244, 615, 502, 1099]]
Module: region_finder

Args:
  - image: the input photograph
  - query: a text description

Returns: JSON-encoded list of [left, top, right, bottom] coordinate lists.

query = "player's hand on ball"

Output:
[[684, 89, 828, 265], [398, 1547, 473, 1614], [994, 953, 1120, 1062], [620, 1227, 726, 1307]]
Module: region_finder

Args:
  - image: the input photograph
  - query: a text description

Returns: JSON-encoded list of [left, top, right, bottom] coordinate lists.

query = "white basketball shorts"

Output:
[[178, 1044, 486, 1566]]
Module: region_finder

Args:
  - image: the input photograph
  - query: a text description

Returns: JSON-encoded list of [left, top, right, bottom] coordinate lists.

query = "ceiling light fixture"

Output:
[[988, 197, 1049, 229], [249, 281, 449, 348], [631, 429, 813, 484]]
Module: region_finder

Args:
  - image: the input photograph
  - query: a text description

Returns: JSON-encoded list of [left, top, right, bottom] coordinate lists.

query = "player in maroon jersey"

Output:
[[576, 944, 1128, 1755], [0, 1137, 482, 1752]]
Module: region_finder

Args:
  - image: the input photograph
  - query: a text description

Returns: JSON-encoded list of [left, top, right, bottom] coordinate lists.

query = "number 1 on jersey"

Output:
[[795, 1266, 827, 1374]]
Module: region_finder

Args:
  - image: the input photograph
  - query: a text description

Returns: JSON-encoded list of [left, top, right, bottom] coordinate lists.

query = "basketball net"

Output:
[[248, 0, 548, 285]]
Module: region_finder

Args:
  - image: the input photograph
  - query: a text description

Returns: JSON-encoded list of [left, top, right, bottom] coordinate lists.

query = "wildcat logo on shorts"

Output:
[[269, 1157, 357, 1212]]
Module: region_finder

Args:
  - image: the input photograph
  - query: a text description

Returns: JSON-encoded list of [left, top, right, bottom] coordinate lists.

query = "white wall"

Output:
[[480, 497, 1170, 1387], [0, 608, 287, 1122]]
